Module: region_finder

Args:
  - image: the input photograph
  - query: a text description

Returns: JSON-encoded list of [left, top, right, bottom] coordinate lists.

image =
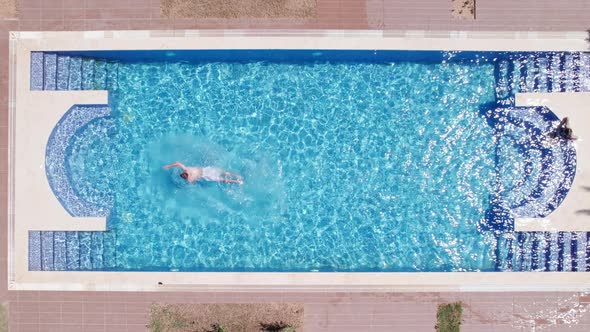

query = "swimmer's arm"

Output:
[[163, 161, 187, 171], [558, 117, 568, 127]]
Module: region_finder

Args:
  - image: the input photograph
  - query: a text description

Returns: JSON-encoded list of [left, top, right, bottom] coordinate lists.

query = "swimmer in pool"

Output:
[[163, 161, 243, 184], [548, 117, 577, 142]]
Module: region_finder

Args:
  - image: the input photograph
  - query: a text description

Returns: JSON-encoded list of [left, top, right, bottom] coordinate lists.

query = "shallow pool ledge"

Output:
[[9, 34, 109, 283], [515, 92, 590, 232]]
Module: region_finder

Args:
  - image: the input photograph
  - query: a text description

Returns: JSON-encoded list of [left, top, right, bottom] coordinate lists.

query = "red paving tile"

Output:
[[1, 0, 590, 331]]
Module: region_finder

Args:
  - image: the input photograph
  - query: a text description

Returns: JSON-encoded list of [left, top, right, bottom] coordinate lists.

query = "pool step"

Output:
[[536, 57, 549, 93], [30, 52, 45, 90], [495, 60, 512, 104], [56, 55, 70, 91], [68, 57, 83, 90], [43, 53, 57, 90], [66, 232, 80, 270], [30, 52, 120, 92], [93, 60, 107, 90], [106, 62, 119, 90], [102, 231, 117, 269], [53, 231, 67, 270], [511, 58, 524, 95], [91, 232, 104, 269], [82, 58, 95, 90], [495, 107, 576, 219], [28, 230, 117, 271], [494, 52, 588, 104], [581, 53, 590, 91], [524, 55, 537, 93], [79, 232, 93, 270], [564, 53, 579, 92], [496, 231, 590, 272]]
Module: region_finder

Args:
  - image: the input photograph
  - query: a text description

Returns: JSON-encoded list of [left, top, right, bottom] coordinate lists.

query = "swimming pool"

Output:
[[28, 50, 583, 272]]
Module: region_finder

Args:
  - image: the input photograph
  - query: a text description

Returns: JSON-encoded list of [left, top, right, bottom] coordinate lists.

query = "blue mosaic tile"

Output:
[[53, 231, 67, 271], [102, 231, 117, 269], [106, 62, 118, 90], [581, 54, 590, 91], [79, 232, 92, 270], [30, 52, 44, 90], [41, 231, 54, 270], [487, 106, 577, 220], [43, 53, 57, 90], [68, 57, 83, 90], [504, 107, 577, 218], [93, 60, 107, 90], [511, 57, 523, 94], [564, 54, 576, 92], [536, 57, 549, 93], [82, 58, 95, 90], [65, 232, 80, 270], [45, 105, 112, 217], [91, 232, 103, 270], [525, 55, 536, 92], [56, 55, 70, 91], [549, 53, 564, 92], [28, 231, 42, 271]]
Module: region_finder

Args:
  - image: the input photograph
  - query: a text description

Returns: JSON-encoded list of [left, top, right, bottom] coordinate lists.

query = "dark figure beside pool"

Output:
[[549, 117, 577, 141], [163, 161, 243, 184]]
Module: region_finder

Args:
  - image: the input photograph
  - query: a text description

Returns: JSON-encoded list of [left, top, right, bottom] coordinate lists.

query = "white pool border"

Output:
[[8, 30, 590, 292]]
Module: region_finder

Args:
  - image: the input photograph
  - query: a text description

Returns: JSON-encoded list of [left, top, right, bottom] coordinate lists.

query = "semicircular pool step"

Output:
[[509, 143, 575, 218], [493, 106, 576, 218], [66, 117, 117, 209], [45, 105, 113, 217], [494, 108, 549, 214], [495, 129, 543, 209]]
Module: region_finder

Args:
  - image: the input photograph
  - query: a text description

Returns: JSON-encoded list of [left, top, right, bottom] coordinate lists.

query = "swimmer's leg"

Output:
[[220, 178, 242, 184], [223, 171, 240, 177], [222, 171, 243, 181]]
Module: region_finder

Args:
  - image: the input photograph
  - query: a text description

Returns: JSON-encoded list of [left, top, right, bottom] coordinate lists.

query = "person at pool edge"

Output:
[[548, 117, 577, 142], [163, 161, 243, 184]]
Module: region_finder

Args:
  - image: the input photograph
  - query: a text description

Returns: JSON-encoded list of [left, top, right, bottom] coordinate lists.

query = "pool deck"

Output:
[[2, 1, 590, 331], [8, 31, 590, 294]]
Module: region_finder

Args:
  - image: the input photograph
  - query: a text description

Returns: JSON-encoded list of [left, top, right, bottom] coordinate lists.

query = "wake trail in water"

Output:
[[145, 133, 286, 225]]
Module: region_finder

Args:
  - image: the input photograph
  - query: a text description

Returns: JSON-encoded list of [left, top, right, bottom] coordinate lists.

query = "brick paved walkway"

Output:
[[2, 0, 590, 331]]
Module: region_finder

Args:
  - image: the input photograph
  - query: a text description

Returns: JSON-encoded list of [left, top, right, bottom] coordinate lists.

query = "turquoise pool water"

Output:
[[66, 52, 500, 271]]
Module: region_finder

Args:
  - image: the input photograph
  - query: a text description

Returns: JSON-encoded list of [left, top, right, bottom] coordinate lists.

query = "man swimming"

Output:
[[163, 161, 243, 184]]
